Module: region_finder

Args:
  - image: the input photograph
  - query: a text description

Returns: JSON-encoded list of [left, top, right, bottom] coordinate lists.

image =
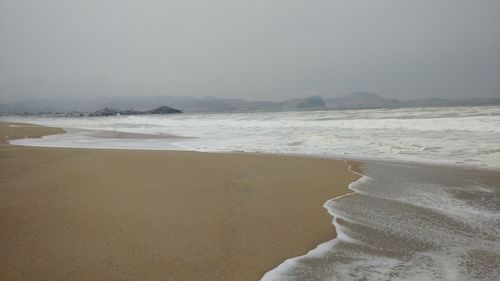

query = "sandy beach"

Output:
[[0, 122, 359, 281]]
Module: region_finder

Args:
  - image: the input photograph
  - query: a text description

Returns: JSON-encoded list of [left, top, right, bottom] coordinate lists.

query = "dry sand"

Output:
[[0, 122, 359, 281]]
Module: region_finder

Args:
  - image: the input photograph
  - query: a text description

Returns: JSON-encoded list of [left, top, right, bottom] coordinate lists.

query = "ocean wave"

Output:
[[5, 106, 500, 168], [261, 162, 500, 281]]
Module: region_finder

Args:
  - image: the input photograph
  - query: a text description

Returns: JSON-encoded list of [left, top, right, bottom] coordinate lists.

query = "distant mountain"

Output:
[[279, 96, 326, 110], [324, 92, 402, 109], [0, 95, 326, 115], [100, 95, 326, 112], [1, 93, 499, 115]]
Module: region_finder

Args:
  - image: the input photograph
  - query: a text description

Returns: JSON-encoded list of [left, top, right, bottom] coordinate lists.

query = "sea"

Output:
[[3, 105, 500, 281]]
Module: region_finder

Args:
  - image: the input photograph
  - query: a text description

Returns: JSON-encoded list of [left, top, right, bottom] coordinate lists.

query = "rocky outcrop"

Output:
[[88, 107, 120, 116], [88, 106, 182, 117], [144, 106, 182, 114]]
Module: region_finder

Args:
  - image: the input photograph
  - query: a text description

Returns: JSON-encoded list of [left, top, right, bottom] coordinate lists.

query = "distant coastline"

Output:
[[1, 105, 182, 117], [2, 92, 499, 116]]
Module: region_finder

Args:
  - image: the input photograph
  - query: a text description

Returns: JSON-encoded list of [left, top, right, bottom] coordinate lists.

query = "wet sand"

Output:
[[0, 122, 359, 281]]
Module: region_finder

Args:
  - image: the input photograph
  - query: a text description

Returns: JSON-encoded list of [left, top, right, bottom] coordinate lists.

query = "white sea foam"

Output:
[[261, 163, 369, 281], [3, 106, 500, 169], [262, 162, 500, 281]]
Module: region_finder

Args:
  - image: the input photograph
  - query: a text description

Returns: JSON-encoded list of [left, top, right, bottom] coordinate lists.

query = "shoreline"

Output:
[[261, 161, 368, 280], [0, 122, 360, 280], [261, 160, 500, 280], [5, 119, 498, 173]]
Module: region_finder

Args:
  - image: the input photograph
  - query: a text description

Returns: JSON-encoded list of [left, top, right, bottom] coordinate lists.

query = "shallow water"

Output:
[[261, 161, 500, 281]]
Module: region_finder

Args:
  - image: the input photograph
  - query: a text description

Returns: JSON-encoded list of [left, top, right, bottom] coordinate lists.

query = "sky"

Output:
[[1, 0, 499, 103]]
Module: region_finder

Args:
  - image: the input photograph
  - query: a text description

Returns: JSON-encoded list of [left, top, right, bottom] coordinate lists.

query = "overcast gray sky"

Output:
[[1, 0, 499, 102]]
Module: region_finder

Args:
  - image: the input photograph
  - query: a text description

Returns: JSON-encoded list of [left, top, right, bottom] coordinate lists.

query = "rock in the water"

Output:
[[145, 106, 182, 114], [88, 106, 182, 116]]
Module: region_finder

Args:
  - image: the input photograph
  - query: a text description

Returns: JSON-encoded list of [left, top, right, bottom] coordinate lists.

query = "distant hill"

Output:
[[0, 96, 327, 115], [1, 93, 499, 115], [279, 96, 326, 110], [324, 92, 402, 109]]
